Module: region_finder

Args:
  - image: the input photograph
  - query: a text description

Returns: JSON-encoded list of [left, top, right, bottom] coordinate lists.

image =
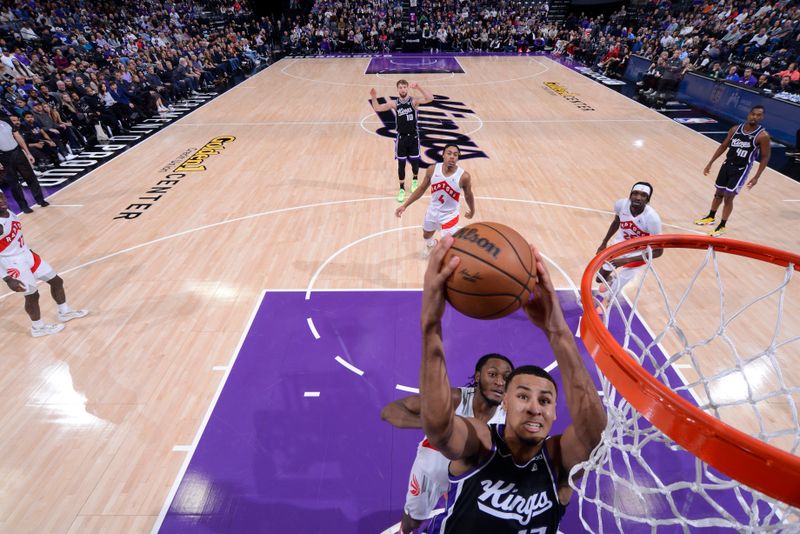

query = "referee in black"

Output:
[[370, 80, 433, 202], [0, 115, 48, 214]]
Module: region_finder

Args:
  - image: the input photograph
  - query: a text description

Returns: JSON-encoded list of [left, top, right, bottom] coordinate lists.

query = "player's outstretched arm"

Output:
[[522, 245, 606, 474], [747, 131, 771, 190], [420, 236, 492, 461], [396, 164, 433, 217], [370, 87, 395, 112], [410, 82, 433, 106], [380, 388, 463, 428]]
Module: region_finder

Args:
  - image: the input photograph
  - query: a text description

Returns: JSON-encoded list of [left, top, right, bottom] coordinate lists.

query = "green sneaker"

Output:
[[397, 189, 406, 203], [411, 178, 418, 192]]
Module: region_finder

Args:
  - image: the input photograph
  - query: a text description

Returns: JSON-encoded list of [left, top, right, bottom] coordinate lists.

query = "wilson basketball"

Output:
[[443, 222, 536, 319]]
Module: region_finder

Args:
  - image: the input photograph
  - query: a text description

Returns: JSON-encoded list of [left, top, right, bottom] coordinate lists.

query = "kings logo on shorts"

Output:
[[371, 94, 488, 165]]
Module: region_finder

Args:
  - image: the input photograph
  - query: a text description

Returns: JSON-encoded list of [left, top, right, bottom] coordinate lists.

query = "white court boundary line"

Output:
[[305, 225, 422, 300], [0, 195, 703, 302], [335, 355, 365, 376], [151, 289, 267, 534], [551, 59, 800, 186], [35, 60, 279, 206], [279, 56, 551, 88]]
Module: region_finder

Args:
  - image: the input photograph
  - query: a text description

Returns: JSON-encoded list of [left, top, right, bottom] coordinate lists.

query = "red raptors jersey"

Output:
[[428, 163, 463, 216], [0, 212, 28, 258]]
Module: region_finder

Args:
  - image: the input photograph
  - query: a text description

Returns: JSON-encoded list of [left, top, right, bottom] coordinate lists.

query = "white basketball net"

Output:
[[570, 243, 800, 533]]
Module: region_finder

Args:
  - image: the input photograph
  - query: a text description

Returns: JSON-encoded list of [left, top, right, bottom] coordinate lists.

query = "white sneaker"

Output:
[[58, 309, 89, 323], [31, 323, 65, 338], [421, 239, 438, 259]]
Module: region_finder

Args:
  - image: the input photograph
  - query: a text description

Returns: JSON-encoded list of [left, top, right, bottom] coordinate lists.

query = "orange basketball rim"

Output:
[[580, 234, 800, 509]]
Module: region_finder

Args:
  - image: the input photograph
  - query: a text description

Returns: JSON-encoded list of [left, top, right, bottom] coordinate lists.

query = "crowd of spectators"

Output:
[[282, 0, 799, 101], [1, 0, 798, 176], [0, 0, 272, 172]]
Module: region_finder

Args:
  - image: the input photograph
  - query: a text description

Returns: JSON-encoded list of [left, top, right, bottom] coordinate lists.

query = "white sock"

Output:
[[58, 303, 70, 314], [426, 238, 437, 248], [32, 319, 43, 328]]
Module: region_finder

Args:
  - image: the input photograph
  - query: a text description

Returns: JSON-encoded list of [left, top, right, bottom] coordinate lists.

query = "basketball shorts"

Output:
[[404, 439, 450, 521], [715, 162, 750, 194], [423, 209, 460, 235], [2, 250, 56, 295], [395, 133, 420, 159]]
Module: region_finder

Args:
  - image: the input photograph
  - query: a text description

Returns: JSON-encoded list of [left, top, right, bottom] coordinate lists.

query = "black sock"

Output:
[[717, 219, 726, 229], [399, 180, 405, 190], [708, 210, 716, 218]]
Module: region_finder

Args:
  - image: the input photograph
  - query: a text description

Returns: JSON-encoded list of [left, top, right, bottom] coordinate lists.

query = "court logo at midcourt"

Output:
[[371, 94, 489, 165]]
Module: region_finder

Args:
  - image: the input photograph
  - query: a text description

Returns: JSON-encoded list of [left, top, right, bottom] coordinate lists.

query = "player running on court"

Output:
[[395, 144, 475, 258]]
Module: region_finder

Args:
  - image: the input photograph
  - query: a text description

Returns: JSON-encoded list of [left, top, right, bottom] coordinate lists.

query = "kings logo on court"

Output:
[[371, 95, 489, 165]]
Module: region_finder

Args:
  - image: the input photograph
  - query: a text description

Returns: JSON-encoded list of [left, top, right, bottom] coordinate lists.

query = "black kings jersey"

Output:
[[725, 124, 764, 168], [431, 423, 566, 533], [395, 97, 418, 136]]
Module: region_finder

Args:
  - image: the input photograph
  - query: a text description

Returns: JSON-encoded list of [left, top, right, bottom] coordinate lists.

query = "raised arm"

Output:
[[410, 82, 433, 106], [380, 388, 462, 428], [523, 246, 606, 474], [419, 236, 492, 461], [395, 163, 433, 218], [746, 131, 771, 190], [370, 87, 395, 113], [704, 126, 736, 175]]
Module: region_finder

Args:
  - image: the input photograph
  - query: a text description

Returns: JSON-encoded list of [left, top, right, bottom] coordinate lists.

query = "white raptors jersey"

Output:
[[455, 387, 506, 423], [0, 212, 28, 258], [612, 198, 662, 265], [428, 163, 464, 217]]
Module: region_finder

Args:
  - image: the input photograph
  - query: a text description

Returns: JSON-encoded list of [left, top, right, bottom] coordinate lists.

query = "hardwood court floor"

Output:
[[0, 56, 797, 533]]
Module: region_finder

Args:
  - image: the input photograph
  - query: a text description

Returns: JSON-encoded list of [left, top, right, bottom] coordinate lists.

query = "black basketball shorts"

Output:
[[395, 134, 420, 159]]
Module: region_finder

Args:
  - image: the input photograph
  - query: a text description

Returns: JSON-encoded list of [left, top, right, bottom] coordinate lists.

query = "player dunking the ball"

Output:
[[693, 105, 771, 237], [370, 80, 433, 202], [0, 191, 88, 337], [395, 144, 475, 258]]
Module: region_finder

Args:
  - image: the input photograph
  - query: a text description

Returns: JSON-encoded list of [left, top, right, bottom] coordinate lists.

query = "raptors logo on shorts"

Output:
[[6, 268, 20, 279], [410, 474, 421, 496]]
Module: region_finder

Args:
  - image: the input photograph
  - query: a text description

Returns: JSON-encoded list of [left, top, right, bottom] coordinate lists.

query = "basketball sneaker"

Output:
[[31, 323, 65, 338], [397, 189, 406, 203], [693, 216, 715, 225], [422, 239, 438, 259], [411, 179, 418, 192], [708, 227, 726, 237], [58, 309, 89, 323]]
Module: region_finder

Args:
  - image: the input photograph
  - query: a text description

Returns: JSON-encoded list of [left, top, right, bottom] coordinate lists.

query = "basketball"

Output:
[[443, 222, 536, 319]]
